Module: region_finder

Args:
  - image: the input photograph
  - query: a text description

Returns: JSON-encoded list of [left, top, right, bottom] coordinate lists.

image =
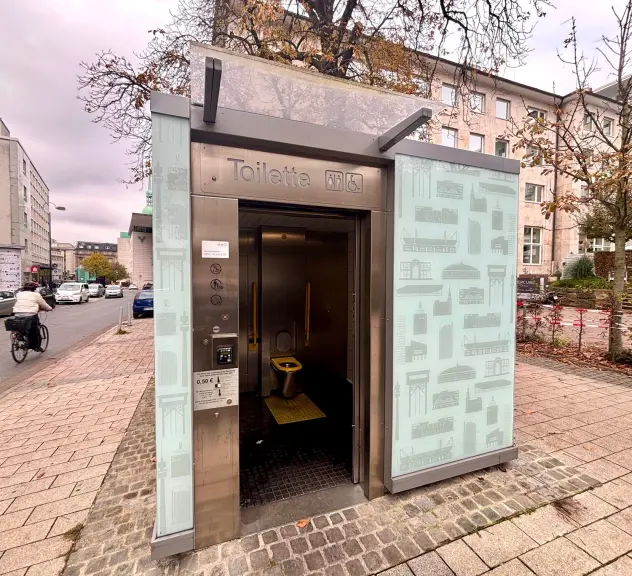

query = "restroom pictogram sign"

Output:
[[325, 171, 363, 194]]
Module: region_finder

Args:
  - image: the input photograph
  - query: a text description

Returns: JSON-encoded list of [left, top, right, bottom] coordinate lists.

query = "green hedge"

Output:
[[594, 251, 632, 278], [550, 277, 613, 289]]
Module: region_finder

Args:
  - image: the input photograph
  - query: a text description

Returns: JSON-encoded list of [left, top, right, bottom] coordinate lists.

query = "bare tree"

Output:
[[78, 0, 550, 183], [508, 3, 632, 358]]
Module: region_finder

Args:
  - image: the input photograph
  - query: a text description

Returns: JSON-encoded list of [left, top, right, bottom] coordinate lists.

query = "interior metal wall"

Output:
[[260, 227, 307, 396]]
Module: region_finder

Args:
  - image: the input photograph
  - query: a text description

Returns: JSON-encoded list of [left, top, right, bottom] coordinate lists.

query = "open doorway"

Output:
[[237, 202, 362, 528]]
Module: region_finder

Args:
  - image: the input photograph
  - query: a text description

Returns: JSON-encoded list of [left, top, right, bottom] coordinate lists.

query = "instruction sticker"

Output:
[[202, 240, 229, 259], [193, 368, 239, 410]]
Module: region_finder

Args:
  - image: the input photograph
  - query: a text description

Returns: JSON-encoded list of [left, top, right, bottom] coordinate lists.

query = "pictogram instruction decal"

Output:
[[193, 368, 238, 410]]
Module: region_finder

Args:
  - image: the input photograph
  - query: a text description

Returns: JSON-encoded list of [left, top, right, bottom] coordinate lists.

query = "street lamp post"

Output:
[[48, 202, 65, 286]]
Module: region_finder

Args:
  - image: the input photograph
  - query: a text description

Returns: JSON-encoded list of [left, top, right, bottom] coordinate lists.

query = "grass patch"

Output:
[[115, 328, 129, 335], [62, 523, 84, 540]]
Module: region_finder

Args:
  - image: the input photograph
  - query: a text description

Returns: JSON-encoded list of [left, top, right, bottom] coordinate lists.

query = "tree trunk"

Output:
[[609, 225, 627, 358]]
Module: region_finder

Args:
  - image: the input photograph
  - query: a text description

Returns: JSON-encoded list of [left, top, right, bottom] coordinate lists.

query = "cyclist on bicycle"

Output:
[[12, 282, 52, 352]]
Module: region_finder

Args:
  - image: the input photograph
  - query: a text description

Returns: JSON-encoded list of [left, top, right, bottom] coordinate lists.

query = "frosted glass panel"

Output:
[[392, 154, 517, 478], [152, 112, 193, 536], [190, 43, 443, 136]]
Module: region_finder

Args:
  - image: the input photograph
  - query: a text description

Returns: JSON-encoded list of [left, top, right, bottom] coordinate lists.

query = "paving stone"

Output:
[[511, 505, 580, 544], [241, 534, 261, 553], [227, 555, 248, 576], [608, 507, 632, 536], [290, 537, 309, 555], [282, 558, 306, 576], [485, 559, 536, 576], [25, 556, 67, 575], [281, 524, 299, 539], [0, 535, 72, 574], [567, 519, 632, 563], [342, 539, 363, 558], [346, 558, 369, 576], [343, 508, 359, 521], [262, 530, 278, 544], [408, 551, 455, 575], [0, 519, 55, 553], [590, 555, 632, 575], [324, 565, 346, 576], [577, 458, 629, 482], [323, 544, 345, 564], [557, 491, 618, 526], [270, 542, 291, 562], [378, 565, 414, 576], [362, 551, 385, 572], [382, 544, 404, 567], [250, 549, 271, 571], [464, 520, 537, 567], [309, 532, 327, 548], [326, 527, 344, 544], [314, 516, 330, 530], [360, 533, 380, 551], [519, 537, 600, 576], [436, 540, 487, 576], [591, 479, 632, 509], [305, 551, 326, 570], [377, 528, 397, 545]]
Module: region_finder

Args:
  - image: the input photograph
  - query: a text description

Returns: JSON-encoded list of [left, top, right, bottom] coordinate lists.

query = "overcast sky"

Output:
[[0, 0, 627, 244]]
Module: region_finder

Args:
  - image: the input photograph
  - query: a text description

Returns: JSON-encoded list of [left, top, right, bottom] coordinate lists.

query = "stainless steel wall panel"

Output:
[[190, 195, 240, 547]]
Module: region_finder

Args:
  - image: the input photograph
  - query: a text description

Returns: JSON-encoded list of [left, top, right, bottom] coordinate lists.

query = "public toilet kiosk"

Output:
[[150, 43, 519, 558]]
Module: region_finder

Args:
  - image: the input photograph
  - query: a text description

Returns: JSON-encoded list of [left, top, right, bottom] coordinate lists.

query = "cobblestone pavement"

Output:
[[62, 353, 632, 576], [0, 319, 153, 575]]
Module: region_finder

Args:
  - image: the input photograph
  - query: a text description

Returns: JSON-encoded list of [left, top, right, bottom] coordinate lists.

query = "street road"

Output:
[[0, 294, 138, 394]]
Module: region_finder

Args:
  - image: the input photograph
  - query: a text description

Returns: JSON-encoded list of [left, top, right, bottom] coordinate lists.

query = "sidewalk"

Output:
[[62, 354, 632, 576], [0, 319, 153, 576]]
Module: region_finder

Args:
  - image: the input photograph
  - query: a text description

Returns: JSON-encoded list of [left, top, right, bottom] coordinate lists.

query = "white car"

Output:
[[105, 285, 123, 299], [128, 284, 138, 290], [55, 282, 90, 304]]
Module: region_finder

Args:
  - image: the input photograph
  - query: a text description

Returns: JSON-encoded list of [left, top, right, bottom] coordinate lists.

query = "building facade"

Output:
[[423, 62, 620, 277], [74, 241, 118, 269], [0, 118, 51, 284], [120, 179, 153, 287], [51, 241, 76, 282]]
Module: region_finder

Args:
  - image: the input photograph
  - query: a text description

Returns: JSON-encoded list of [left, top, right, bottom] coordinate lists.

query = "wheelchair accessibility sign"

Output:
[[325, 171, 363, 194]]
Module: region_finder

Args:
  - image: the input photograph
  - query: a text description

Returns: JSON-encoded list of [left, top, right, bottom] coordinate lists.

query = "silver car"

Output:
[[105, 285, 123, 298], [0, 291, 17, 317]]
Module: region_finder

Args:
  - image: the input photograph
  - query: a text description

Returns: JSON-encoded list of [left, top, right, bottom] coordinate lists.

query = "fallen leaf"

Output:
[[524, 410, 536, 415], [36, 470, 45, 478], [296, 519, 310, 529]]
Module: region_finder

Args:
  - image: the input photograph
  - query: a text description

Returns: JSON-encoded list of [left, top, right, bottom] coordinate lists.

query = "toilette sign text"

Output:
[[228, 157, 310, 188]]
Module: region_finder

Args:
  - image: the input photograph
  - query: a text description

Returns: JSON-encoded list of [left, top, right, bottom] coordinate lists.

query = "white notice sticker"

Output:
[[193, 368, 239, 410], [201, 240, 229, 259]]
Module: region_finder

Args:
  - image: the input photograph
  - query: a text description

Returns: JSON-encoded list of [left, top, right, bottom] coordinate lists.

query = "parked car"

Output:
[[13, 286, 57, 310], [128, 284, 138, 290], [55, 282, 90, 304], [132, 290, 153, 318], [0, 291, 17, 317], [142, 282, 153, 290], [105, 285, 123, 299], [88, 283, 105, 298]]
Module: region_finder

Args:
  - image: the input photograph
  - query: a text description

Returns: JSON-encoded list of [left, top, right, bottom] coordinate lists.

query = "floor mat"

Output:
[[264, 393, 326, 425]]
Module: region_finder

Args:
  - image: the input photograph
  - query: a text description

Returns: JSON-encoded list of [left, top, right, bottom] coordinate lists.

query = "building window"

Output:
[[525, 146, 542, 165], [523, 227, 542, 265], [23, 186, 27, 202], [442, 84, 456, 107], [495, 140, 508, 157], [592, 238, 612, 251], [583, 113, 593, 130], [442, 127, 458, 148], [22, 160, 26, 175], [469, 133, 484, 153], [496, 99, 510, 120], [528, 108, 546, 120], [24, 239, 27, 250], [525, 183, 544, 203], [603, 118, 614, 136], [470, 92, 485, 114], [580, 185, 590, 198], [23, 211, 28, 225]]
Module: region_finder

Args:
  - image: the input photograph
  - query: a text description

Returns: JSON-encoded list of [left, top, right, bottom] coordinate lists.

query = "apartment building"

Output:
[[0, 118, 52, 284], [51, 240, 76, 281], [74, 241, 118, 268], [423, 61, 619, 277]]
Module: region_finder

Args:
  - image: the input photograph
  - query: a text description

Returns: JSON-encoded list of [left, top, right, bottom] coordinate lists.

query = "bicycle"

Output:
[[10, 312, 49, 364]]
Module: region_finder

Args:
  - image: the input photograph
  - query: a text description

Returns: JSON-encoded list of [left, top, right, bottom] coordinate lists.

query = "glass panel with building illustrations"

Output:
[[151, 111, 193, 537], [392, 155, 518, 477]]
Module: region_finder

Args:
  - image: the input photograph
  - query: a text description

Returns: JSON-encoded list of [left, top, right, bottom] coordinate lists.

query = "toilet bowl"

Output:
[[270, 356, 303, 398]]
